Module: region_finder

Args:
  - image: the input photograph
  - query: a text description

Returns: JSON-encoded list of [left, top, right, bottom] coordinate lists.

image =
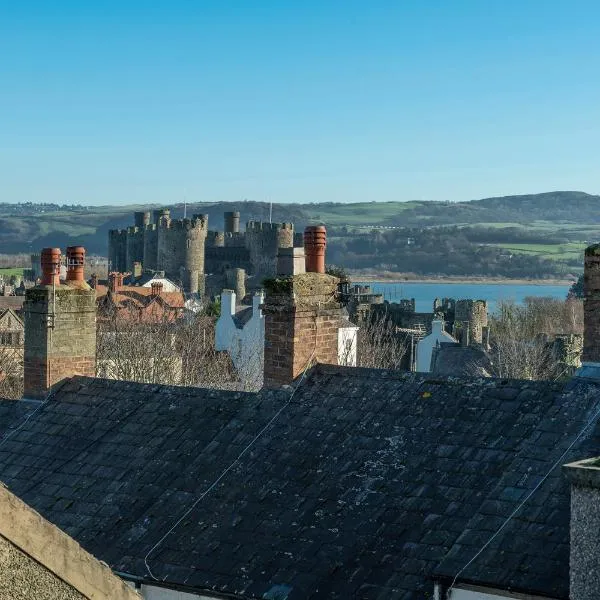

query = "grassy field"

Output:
[[305, 201, 423, 225], [491, 242, 586, 261], [0, 268, 25, 278]]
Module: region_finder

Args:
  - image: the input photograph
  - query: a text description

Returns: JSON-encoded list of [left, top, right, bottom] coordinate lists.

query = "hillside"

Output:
[[0, 192, 597, 278]]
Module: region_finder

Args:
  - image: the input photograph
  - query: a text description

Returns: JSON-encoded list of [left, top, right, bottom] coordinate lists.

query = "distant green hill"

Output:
[[0, 191, 598, 257]]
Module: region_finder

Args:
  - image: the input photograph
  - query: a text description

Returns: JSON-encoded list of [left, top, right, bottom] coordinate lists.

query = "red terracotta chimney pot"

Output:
[[304, 226, 327, 274], [66, 246, 85, 282], [40, 248, 61, 286]]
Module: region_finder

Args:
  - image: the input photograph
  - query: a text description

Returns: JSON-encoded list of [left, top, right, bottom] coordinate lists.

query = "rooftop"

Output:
[[0, 367, 598, 598]]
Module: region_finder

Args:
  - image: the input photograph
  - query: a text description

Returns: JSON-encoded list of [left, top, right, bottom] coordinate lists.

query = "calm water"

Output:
[[358, 282, 571, 313]]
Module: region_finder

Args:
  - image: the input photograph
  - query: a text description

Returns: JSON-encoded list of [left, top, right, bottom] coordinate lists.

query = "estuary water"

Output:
[[358, 281, 571, 313]]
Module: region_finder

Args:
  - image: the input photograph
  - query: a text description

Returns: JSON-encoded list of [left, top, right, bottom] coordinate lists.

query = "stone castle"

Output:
[[108, 209, 295, 295]]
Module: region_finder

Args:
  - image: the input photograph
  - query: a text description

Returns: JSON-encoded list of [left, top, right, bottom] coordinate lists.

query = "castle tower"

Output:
[[134, 211, 151, 228], [24, 247, 96, 400], [245, 221, 294, 277], [454, 299, 488, 345], [182, 214, 209, 294], [224, 211, 240, 234]]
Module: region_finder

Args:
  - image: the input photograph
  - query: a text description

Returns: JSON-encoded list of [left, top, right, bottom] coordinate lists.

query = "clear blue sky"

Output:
[[1, 0, 599, 205]]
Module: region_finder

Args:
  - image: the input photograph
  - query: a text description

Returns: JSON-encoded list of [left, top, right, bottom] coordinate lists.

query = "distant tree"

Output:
[[487, 298, 583, 380], [355, 313, 407, 370], [96, 307, 244, 389], [325, 265, 349, 281], [568, 274, 584, 299]]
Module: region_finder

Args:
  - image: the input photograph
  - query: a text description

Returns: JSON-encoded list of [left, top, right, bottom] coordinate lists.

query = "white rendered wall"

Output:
[[140, 277, 180, 292], [215, 291, 264, 388], [416, 320, 457, 372]]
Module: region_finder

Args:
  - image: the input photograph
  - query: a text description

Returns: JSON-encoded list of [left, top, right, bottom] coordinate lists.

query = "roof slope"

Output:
[[0, 369, 598, 599]]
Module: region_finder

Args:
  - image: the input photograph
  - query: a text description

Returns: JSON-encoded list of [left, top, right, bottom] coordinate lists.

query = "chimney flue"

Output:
[[304, 226, 327, 274], [151, 281, 163, 297], [66, 246, 85, 283], [40, 248, 61, 287]]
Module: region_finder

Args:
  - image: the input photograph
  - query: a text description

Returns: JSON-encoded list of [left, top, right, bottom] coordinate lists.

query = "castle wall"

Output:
[[143, 224, 158, 271], [454, 299, 488, 344]]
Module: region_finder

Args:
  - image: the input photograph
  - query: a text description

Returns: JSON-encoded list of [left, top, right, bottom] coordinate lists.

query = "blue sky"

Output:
[[1, 1, 599, 205]]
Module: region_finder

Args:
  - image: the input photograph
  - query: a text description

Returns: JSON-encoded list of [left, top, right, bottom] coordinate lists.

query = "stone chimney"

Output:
[[277, 247, 306, 277], [583, 244, 600, 365], [150, 281, 163, 297], [304, 226, 326, 274], [23, 247, 96, 399], [90, 273, 98, 290], [563, 457, 600, 600]]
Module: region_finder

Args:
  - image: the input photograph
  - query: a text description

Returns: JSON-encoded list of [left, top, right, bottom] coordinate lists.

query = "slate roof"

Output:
[[0, 296, 25, 313], [431, 342, 493, 377], [0, 368, 599, 599], [232, 306, 253, 329]]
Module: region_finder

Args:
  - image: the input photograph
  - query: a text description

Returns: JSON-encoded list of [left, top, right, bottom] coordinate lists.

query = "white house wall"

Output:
[[416, 320, 457, 372], [215, 291, 264, 389]]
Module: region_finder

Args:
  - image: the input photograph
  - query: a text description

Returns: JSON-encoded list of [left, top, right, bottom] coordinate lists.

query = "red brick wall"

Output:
[[584, 246, 600, 363], [264, 307, 342, 388]]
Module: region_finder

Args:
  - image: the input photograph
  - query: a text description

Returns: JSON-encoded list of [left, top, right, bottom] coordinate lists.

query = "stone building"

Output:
[[109, 209, 295, 295]]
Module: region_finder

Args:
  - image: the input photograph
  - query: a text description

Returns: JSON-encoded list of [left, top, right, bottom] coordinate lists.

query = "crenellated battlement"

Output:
[[109, 209, 298, 291], [246, 221, 293, 232], [166, 216, 209, 233]]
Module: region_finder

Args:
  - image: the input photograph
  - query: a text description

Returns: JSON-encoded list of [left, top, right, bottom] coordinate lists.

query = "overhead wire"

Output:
[[446, 396, 600, 598], [144, 324, 320, 580]]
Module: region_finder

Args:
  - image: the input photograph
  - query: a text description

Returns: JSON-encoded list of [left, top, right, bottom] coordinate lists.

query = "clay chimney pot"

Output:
[[304, 226, 327, 274], [66, 246, 85, 282], [40, 248, 61, 286]]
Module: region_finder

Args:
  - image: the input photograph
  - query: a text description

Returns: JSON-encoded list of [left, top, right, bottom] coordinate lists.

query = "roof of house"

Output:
[[96, 287, 186, 318], [431, 342, 493, 377], [0, 296, 25, 312], [232, 306, 253, 329], [0, 368, 599, 599]]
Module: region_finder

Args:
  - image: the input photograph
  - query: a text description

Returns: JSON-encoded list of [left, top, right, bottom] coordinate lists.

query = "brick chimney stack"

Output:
[[90, 274, 98, 289], [304, 226, 327, 274], [583, 244, 600, 364], [263, 227, 346, 387], [150, 282, 163, 297], [108, 272, 123, 293], [23, 246, 97, 399]]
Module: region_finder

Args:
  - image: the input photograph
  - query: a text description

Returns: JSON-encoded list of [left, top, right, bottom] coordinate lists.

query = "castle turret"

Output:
[[245, 221, 294, 277], [134, 211, 151, 228], [224, 211, 240, 234]]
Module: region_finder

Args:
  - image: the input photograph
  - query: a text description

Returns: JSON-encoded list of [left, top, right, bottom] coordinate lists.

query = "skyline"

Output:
[[2, 1, 600, 205]]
